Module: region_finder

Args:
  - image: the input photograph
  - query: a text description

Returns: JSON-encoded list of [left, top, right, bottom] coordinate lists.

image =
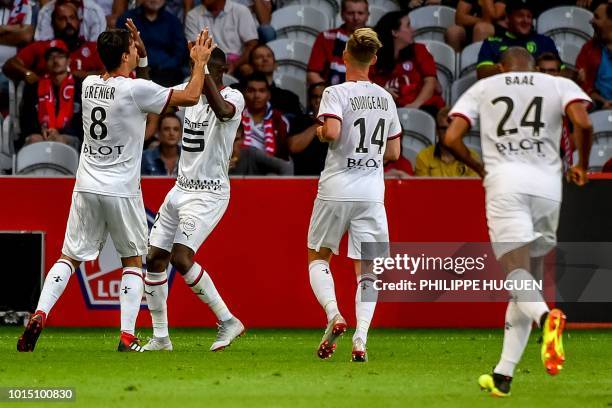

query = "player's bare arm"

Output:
[[443, 116, 486, 178], [383, 137, 401, 161], [565, 101, 593, 186], [126, 18, 149, 80], [316, 117, 341, 143], [168, 29, 214, 107]]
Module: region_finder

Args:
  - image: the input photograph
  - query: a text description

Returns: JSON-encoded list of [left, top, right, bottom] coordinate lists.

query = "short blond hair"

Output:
[[346, 28, 382, 65]]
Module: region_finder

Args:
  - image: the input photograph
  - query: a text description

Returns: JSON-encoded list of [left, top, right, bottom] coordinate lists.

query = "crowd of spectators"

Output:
[[1, 0, 612, 176]]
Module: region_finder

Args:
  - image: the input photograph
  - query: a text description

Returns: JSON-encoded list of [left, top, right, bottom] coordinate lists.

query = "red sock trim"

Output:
[[144, 278, 168, 286], [187, 268, 204, 287]]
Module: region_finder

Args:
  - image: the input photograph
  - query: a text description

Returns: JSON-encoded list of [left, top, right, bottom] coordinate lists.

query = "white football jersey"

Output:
[[75, 75, 172, 197], [450, 72, 591, 202], [316, 81, 401, 203], [173, 84, 245, 197]]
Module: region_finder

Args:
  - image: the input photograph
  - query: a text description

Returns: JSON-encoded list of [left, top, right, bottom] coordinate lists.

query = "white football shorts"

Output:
[[148, 186, 229, 253], [486, 193, 560, 260], [307, 198, 389, 260], [62, 191, 148, 261]]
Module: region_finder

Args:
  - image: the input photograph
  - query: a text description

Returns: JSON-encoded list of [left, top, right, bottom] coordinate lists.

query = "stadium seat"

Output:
[[222, 73, 239, 86], [398, 107, 436, 146], [418, 40, 456, 102], [15, 141, 79, 175], [537, 6, 594, 44], [275, 64, 307, 85], [274, 74, 307, 108], [556, 40, 583, 68], [368, 0, 400, 12], [8, 80, 24, 142], [464, 133, 482, 159], [368, 6, 387, 27], [409, 6, 455, 42], [450, 72, 477, 106], [0, 116, 11, 172], [278, 0, 338, 25], [267, 38, 312, 69], [458, 41, 483, 78], [589, 144, 612, 172], [590, 110, 612, 144], [271, 5, 330, 46], [401, 137, 429, 168]]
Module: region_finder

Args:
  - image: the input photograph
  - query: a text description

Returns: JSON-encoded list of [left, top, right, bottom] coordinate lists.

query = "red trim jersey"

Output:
[[316, 81, 402, 203], [450, 72, 591, 202]]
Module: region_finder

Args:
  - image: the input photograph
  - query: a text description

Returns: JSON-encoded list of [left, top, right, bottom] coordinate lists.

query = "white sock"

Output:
[[144, 270, 168, 338], [308, 260, 339, 322], [506, 268, 549, 325], [494, 301, 533, 377], [119, 267, 144, 335], [353, 273, 378, 344], [183, 263, 233, 322], [36, 260, 75, 315]]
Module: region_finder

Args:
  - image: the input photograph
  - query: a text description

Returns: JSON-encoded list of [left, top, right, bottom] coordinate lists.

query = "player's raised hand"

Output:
[[566, 165, 588, 186], [190, 28, 216, 66], [126, 18, 147, 58]]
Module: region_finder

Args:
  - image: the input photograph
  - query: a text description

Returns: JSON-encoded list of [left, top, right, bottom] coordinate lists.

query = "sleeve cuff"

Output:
[[449, 112, 473, 130]]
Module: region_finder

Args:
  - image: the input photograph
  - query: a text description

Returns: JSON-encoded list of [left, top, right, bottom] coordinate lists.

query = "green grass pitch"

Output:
[[1, 328, 611, 407]]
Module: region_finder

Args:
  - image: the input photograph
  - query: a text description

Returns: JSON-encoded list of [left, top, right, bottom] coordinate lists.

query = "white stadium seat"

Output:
[[450, 72, 477, 106], [537, 6, 594, 44], [458, 41, 483, 78], [222, 73, 239, 86], [15, 141, 79, 175], [274, 74, 307, 108], [556, 40, 584, 68], [409, 6, 455, 42], [589, 144, 612, 172], [418, 40, 456, 102], [590, 110, 612, 144], [278, 0, 338, 26], [271, 5, 330, 46], [267, 38, 312, 69], [368, 0, 400, 12], [368, 6, 387, 27], [275, 64, 307, 85], [398, 107, 436, 146]]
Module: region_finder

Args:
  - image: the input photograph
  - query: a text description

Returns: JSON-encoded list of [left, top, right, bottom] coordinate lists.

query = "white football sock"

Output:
[[119, 267, 144, 335], [36, 260, 75, 315], [506, 268, 549, 325], [353, 273, 378, 344], [144, 270, 169, 338], [183, 263, 233, 322], [494, 301, 533, 377], [308, 260, 339, 322]]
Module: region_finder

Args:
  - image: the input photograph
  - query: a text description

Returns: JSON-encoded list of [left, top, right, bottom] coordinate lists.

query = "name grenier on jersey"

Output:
[[495, 73, 546, 158], [82, 83, 124, 158]]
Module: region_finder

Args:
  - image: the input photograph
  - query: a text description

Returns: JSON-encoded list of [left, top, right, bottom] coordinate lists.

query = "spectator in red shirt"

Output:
[[18, 46, 82, 150], [3, 2, 103, 84], [372, 10, 445, 118], [576, 0, 612, 110], [306, 0, 369, 85], [233, 73, 293, 175]]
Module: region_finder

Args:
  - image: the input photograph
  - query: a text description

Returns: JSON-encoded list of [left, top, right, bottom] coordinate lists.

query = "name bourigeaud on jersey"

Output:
[[349, 95, 389, 111]]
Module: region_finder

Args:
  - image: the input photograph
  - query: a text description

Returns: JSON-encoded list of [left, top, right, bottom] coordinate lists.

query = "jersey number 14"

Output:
[[354, 118, 385, 154]]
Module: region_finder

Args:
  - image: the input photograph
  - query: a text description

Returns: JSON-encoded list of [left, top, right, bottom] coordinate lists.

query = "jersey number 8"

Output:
[[89, 107, 108, 140]]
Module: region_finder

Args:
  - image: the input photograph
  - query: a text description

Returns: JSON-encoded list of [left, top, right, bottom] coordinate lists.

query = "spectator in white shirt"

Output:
[[185, 0, 258, 75], [35, 0, 106, 42]]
